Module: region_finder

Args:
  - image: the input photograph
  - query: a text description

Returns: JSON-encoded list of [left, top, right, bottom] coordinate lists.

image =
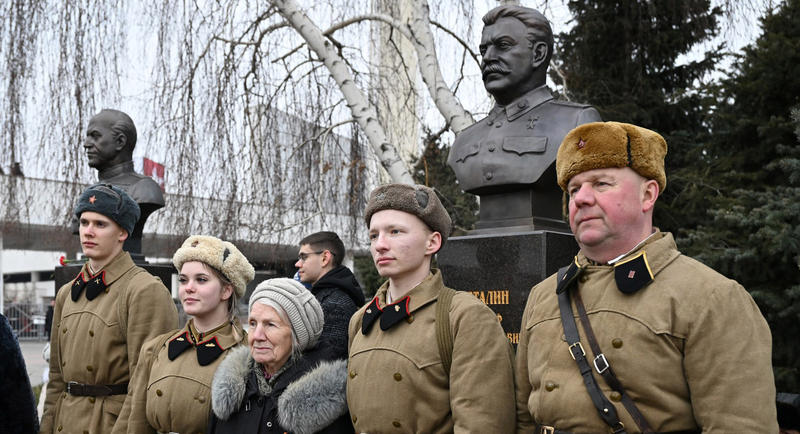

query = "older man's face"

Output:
[[85, 112, 121, 169], [480, 16, 537, 101]]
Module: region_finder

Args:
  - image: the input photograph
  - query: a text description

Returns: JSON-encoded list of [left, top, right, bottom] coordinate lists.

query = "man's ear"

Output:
[[531, 41, 548, 69], [321, 250, 334, 268], [425, 231, 442, 256], [118, 229, 129, 243], [641, 179, 660, 213]]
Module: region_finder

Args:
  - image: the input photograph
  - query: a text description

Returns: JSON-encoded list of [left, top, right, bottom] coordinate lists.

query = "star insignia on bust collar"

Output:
[[89, 195, 97, 204]]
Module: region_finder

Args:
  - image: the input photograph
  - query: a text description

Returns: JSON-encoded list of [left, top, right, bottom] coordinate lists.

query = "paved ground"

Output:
[[21, 340, 49, 387]]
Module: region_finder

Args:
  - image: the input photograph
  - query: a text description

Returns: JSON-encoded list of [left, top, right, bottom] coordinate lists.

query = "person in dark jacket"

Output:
[[209, 278, 352, 434], [0, 313, 39, 433], [294, 231, 365, 359]]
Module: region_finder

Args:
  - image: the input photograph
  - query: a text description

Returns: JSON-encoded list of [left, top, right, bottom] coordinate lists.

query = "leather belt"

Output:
[[536, 425, 700, 434], [66, 381, 128, 396]]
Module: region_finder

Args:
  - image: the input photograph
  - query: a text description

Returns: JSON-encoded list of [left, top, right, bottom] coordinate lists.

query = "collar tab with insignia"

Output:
[[361, 295, 413, 334], [613, 251, 654, 294], [168, 331, 228, 365], [71, 270, 108, 301], [361, 297, 383, 335]]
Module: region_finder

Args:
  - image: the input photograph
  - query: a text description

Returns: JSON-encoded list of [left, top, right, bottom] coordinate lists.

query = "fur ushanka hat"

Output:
[[556, 122, 668, 192], [74, 183, 140, 235], [364, 183, 452, 246], [173, 235, 255, 297]]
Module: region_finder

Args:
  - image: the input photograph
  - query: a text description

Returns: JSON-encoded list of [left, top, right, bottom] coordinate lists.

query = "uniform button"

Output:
[[89, 397, 96, 403], [89, 330, 94, 337], [105, 288, 110, 293], [62, 328, 67, 334], [392, 420, 402, 428], [406, 315, 414, 324], [545, 381, 558, 392], [610, 391, 622, 402], [494, 121, 502, 128], [579, 274, 589, 283], [485, 171, 493, 180], [487, 120, 493, 126], [86, 365, 94, 372], [57, 426, 62, 432], [488, 144, 496, 152], [198, 396, 206, 403], [156, 389, 163, 397], [393, 373, 402, 381], [612, 338, 623, 348], [518, 101, 528, 109], [349, 370, 357, 379], [352, 415, 357, 424], [62, 361, 66, 367]]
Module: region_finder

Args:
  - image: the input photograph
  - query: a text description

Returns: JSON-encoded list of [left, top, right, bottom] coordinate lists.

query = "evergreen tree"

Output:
[[556, 0, 723, 237], [683, 0, 800, 391]]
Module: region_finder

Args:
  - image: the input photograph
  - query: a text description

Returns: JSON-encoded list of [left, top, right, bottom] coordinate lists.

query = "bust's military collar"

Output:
[[98, 160, 135, 181], [493, 85, 554, 122]]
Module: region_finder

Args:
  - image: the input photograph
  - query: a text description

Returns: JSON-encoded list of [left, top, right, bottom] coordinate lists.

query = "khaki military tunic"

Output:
[[113, 319, 247, 434], [40, 251, 179, 434], [347, 270, 516, 433], [515, 232, 778, 433]]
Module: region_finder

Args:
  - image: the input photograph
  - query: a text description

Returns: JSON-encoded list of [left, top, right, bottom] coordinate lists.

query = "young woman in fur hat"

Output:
[[208, 278, 353, 434], [112, 235, 255, 434]]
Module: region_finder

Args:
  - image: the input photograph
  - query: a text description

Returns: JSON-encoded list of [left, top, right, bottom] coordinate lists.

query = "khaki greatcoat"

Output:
[[515, 232, 778, 433], [347, 270, 516, 433], [40, 251, 179, 434], [113, 319, 247, 434]]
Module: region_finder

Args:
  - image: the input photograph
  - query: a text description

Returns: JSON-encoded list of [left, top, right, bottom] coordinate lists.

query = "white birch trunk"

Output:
[[272, 0, 414, 184]]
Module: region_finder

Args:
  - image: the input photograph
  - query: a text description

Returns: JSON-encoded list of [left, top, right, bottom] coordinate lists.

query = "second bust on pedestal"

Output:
[[449, 6, 601, 232]]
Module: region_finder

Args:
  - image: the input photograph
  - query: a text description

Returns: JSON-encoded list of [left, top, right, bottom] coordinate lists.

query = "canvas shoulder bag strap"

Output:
[[573, 290, 655, 434], [436, 286, 456, 376], [556, 264, 627, 434], [116, 267, 149, 338]]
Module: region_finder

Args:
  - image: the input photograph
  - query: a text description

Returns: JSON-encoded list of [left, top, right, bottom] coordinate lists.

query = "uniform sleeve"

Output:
[[684, 280, 778, 432], [40, 286, 69, 434], [319, 291, 358, 360], [124, 278, 178, 373], [514, 287, 538, 434], [449, 295, 516, 434], [112, 335, 165, 434]]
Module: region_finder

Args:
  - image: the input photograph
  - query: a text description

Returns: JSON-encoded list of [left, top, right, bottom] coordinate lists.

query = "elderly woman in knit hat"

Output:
[[208, 278, 352, 434], [113, 235, 255, 434]]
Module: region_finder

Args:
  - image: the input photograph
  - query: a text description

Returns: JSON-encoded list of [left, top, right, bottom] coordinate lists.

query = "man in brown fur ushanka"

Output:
[[515, 122, 777, 433], [347, 183, 516, 433]]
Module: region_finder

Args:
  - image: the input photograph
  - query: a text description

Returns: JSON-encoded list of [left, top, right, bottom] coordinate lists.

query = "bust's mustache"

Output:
[[482, 63, 509, 78]]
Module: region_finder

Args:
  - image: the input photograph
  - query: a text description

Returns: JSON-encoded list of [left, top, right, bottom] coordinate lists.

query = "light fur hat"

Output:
[[248, 278, 324, 352], [556, 121, 668, 192], [364, 183, 452, 245], [172, 235, 255, 297]]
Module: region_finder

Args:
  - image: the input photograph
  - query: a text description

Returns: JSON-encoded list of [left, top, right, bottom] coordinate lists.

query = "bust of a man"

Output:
[[84, 109, 164, 256], [448, 6, 601, 232]]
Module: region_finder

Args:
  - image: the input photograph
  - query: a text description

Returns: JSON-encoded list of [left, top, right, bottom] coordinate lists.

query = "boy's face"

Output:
[[368, 209, 439, 280]]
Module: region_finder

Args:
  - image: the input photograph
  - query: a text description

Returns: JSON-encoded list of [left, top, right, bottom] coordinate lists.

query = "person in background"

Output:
[[0, 313, 39, 433], [209, 278, 352, 434], [295, 231, 364, 359], [113, 235, 255, 434], [40, 184, 178, 434]]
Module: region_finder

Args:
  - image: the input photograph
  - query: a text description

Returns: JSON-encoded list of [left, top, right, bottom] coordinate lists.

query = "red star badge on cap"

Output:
[[89, 195, 97, 204], [577, 139, 586, 149]]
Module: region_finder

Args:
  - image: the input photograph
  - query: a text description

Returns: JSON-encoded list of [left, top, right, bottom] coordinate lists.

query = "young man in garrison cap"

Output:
[[515, 122, 777, 433], [40, 184, 178, 434], [347, 184, 516, 433], [295, 231, 365, 359]]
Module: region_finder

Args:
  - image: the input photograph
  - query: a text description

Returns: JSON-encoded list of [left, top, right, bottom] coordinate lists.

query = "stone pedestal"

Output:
[[437, 230, 577, 345]]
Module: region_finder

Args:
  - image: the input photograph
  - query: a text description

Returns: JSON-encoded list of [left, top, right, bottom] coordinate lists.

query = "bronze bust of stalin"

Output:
[[449, 6, 601, 232]]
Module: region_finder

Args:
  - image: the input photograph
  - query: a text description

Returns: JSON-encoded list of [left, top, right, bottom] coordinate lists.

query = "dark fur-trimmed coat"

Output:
[[209, 344, 352, 434], [0, 313, 39, 433]]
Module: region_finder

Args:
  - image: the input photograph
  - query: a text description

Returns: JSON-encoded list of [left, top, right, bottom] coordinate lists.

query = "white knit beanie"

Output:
[[248, 278, 324, 352]]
